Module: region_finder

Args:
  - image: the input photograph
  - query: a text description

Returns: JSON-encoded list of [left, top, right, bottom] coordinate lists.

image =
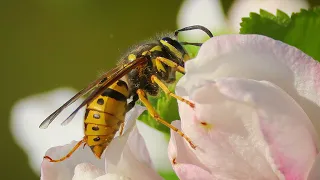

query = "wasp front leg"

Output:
[[136, 89, 196, 149], [150, 75, 195, 109], [155, 57, 186, 74]]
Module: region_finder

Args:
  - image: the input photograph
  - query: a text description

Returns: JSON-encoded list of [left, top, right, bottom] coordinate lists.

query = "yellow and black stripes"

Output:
[[83, 79, 130, 158], [101, 89, 127, 102]]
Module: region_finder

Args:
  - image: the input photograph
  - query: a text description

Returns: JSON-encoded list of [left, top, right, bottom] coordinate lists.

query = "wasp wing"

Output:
[[39, 67, 120, 129], [61, 57, 148, 126], [60, 80, 114, 126], [39, 57, 148, 129]]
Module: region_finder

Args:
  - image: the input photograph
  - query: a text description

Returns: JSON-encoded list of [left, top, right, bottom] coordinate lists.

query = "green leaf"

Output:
[[159, 171, 179, 180], [284, 8, 320, 60], [240, 9, 291, 40], [240, 8, 320, 61]]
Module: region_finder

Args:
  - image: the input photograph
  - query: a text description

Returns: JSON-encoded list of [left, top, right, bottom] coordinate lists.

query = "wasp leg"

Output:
[[155, 57, 185, 74], [120, 95, 138, 136], [136, 89, 196, 149], [119, 122, 125, 136], [44, 137, 86, 162], [151, 75, 195, 109]]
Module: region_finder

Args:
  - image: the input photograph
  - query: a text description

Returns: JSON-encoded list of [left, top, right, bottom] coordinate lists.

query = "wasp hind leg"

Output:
[[119, 122, 125, 136], [151, 75, 195, 109], [136, 89, 196, 149], [44, 137, 86, 162], [119, 95, 139, 136]]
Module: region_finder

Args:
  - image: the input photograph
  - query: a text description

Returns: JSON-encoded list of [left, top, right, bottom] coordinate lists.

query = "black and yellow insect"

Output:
[[39, 25, 213, 162]]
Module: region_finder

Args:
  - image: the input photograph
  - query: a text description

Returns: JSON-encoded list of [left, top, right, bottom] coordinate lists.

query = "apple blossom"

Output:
[[169, 34, 320, 179]]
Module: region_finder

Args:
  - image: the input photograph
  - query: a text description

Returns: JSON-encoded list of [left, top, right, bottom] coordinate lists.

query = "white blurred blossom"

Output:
[[10, 88, 84, 173], [228, 0, 309, 32], [177, 0, 226, 41]]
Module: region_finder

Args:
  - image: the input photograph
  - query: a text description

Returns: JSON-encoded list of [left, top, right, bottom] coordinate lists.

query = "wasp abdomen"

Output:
[[84, 80, 129, 158]]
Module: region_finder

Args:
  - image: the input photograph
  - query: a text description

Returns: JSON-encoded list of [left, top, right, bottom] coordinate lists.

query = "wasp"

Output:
[[39, 25, 213, 162]]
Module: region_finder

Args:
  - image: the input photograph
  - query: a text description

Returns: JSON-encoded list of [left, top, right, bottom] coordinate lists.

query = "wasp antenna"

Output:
[[175, 25, 213, 39], [180, 42, 203, 46]]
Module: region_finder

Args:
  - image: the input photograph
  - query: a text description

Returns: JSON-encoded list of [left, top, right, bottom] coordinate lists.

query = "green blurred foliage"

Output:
[[220, 0, 235, 15], [1, 0, 183, 179], [240, 8, 320, 61], [309, 0, 320, 7]]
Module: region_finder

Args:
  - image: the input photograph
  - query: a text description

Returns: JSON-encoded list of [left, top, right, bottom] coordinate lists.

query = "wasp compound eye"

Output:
[[160, 37, 186, 61], [161, 37, 185, 54]]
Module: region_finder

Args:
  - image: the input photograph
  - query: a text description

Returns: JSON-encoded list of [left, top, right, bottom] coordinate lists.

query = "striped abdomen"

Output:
[[84, 80, 129, 158]]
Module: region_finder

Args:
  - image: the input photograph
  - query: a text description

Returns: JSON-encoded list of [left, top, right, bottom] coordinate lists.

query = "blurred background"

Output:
[[2, 0, 320, 179]]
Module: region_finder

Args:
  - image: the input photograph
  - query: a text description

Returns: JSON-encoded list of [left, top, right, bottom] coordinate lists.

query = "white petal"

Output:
[[10, 88, 84, 173], [177, 0, 226, 40], [177, 34, 320, 139], [168, 121, 207, 170], [104, 106, 163, 180], [136, 121, 171, 171], [106, 126, 163, 180], [41, 141, 105, 180], [104, 105, 146, 171], [95, 174, 131, 180], [228, 0, 309, 32], [114, 127, 163, 180], [179, 78, 318, 179], [72, 163, 104, 180]]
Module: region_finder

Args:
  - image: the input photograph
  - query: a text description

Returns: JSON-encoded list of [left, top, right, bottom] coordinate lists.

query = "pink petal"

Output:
[[308, 154, 320, 180], [168, 121, 212, 180], [72, 163, 104, 180], [178, 78, 318, 179], [174, 164, 214, 180], [177, 35, 320, 136], [215, 78, 318, 179]]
